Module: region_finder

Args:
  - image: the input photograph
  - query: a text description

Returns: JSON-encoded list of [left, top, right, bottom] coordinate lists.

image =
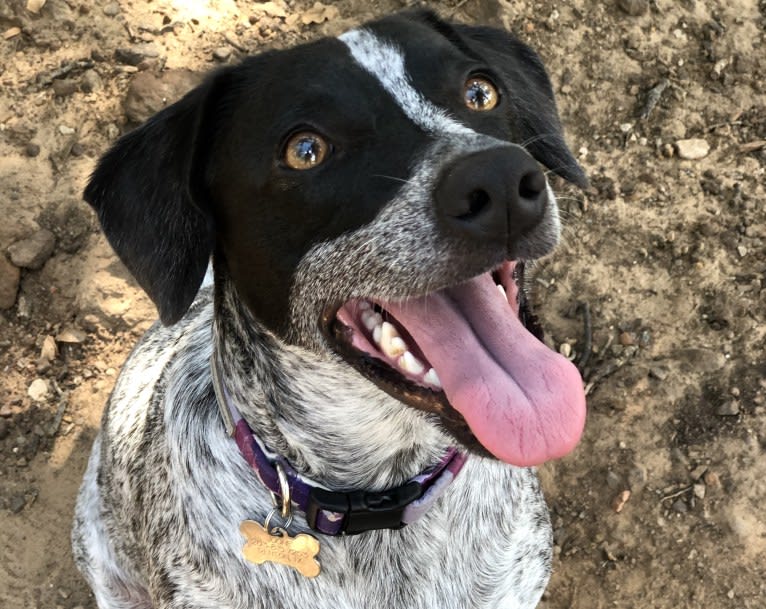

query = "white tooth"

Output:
[[358, 300, 372, 310], [373, 325, 382, 344], [380, 322, 406, 358], [497, 283, 507, 300], [362, 310, 383, 331], [424, 368, 442, 389], [399, 351, 424, 376]]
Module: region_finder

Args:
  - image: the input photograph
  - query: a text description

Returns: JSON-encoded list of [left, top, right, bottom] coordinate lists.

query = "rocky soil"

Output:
[[1, 1, 764, 608]]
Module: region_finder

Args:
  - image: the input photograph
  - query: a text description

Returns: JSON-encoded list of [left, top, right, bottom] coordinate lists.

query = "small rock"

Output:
[[7, 229, 56, 270], [123, 70, 203, 124], [40, 335, 57, 362], [618, 331, 636, 346], [606, 470, 622, 490], [627, 464, 648, 492], [25, 142, 41, 157], [671, 498, 688, 513], [56, 327, 86, 344], [693, 483, 706, 499], [52, 78, 78, 97], [690, 465, 708, 481], [3, 26, 22, 40], [102, 2, 120, 16], [649, 365, 669, 381], [71, 142, 84, 156], [675, 138, 710, 160], [703, 470, 722, 492], [0, 255, 21, 309], [737, 245, 747, 257], [9, 494, 26, 514], [80, 69, 103, 93], [212, 46, 232, 62], [618, 0, 648, 16], [58, 125, 75, 135], [27, 378, 50, 402], [115, 48, 146, 67], [716, 400, 740, 416]]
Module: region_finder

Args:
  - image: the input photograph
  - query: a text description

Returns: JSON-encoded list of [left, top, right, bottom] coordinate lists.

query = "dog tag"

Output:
[[240, 520, 321, 578]]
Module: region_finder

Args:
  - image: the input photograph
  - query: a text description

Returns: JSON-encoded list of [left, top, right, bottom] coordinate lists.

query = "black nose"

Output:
[[434, 146, 548, 244]]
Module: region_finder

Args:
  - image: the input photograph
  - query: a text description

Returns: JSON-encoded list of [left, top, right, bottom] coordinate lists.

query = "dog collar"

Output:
[[211, 355, 467, 535]]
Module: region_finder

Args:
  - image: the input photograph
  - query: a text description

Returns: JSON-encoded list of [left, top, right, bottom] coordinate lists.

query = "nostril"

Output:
[[518, 170, 546, 199], [456, 188, 490, 220]]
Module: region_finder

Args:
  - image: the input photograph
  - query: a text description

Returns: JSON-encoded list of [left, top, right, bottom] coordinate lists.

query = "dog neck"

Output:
[[212, 272, 448, 492]]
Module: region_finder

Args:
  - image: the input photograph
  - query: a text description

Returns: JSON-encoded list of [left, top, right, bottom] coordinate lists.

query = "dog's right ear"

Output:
[[84, 70, 231, 325]]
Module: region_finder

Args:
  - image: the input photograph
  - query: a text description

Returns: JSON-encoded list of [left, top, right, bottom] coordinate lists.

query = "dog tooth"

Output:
[[399, 351, 424, 376], [424, 368, 442, 389], [373, 325, 382, 345], [362, 310, 382, 332], [497, 283, 507, 301], [380, 322, 406, 358], [358, 300, 372, 311]]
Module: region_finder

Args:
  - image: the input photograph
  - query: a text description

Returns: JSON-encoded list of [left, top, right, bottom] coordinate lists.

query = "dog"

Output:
[[72, 9, 587, 609]]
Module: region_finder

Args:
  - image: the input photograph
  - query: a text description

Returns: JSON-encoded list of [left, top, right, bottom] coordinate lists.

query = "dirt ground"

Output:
[[1, 0, 764, 607]]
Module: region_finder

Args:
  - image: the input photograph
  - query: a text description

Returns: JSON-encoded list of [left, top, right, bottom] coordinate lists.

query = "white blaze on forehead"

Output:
[[339, 28, 472, 136]]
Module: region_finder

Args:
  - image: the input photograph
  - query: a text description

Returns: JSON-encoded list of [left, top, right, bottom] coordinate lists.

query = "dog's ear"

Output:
[[84, 70, 230, 324], [415, 12, 587, 188]]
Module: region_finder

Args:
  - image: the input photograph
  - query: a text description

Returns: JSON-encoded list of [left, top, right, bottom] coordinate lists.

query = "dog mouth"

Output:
[[321, 261, 586, 467]]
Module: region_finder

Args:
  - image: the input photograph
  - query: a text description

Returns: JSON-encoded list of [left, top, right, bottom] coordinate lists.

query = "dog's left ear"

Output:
[[419, 12, 587, 188]]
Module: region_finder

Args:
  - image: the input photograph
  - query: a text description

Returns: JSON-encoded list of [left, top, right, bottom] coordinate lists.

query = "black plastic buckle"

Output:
[[306, 481, 423, 535]]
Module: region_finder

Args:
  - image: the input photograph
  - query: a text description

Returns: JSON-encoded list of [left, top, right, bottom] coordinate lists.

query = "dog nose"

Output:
[[434, 146, 548, 244]]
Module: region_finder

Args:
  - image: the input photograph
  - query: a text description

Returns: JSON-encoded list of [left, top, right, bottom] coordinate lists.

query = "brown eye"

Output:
[[283, 132, 328, 170], [463, 77, 499, 112]]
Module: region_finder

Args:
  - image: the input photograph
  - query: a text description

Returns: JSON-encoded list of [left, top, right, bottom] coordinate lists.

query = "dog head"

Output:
[[85, 10, 587, 467]]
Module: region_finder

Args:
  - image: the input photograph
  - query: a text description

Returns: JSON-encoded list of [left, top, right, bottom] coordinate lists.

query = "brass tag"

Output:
[[240, 520, 321, 578]]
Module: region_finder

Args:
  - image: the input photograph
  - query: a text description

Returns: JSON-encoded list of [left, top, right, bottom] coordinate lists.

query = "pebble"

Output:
[[102, 2, 120, 16], [0, 255, 21, 309], [56, 327, 86, 344], [716, 400, 740, 416], [52, 78, 78, 97], [40, 335, 57, 362], [7, 229, 56, 270], [628, 464, 648, 492], [671, 498, 688, 513], [58, 124, 75, 135], [675, 138, 710, 160], [123, 70, 203, 124], [689, 465, 708, 481], [618, 0, 648, 16], [80, 69, 103, 93], [213, 46, 233, 62], [25, 142, 41, 157], [115, 48, 147, 67], [693, 483, 706, 499], [618, 331, 636, 346], [703, 470, 722, 491], [737, 245, 747, 257], [27, 378, 50, 402], [649, 365, 669, 381], [9, 494, 26, 514]]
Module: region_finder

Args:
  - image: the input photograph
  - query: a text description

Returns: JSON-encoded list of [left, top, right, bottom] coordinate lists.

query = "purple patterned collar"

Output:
[[211, 354, 467, 535]]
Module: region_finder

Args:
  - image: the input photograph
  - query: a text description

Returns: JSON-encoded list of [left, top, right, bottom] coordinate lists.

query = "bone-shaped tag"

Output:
[[240, 520, 321, 578]]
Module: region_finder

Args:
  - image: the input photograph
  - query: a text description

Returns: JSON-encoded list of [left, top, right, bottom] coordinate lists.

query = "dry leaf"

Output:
[[255, 2, 287, 18], [301, 2, 339, 25]]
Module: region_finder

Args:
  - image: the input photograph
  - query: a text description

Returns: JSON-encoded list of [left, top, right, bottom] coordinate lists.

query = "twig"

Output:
[[576, 302, 592, 371], [224, 33, 249, 53], [660, 485, 693, 502], [739, 140, 766, 153], [704, 120, 743, 133], [449, 0, 472, 15], [47, 393, 69, 437], [35, 59, 94, 86]]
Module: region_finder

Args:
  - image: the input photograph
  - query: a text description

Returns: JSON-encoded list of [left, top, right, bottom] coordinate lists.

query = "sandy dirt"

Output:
[[1, 0, 764, 608]]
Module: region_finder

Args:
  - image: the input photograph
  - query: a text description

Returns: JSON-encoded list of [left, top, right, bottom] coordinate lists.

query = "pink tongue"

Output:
[[385, 274, 586, 466]]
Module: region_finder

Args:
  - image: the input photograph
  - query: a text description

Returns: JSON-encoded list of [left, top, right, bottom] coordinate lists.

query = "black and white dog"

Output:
[[72, 10, 587, 609]]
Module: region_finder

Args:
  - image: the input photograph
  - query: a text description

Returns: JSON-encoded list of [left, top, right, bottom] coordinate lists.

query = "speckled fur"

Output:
[[71, 19, 571, 609]]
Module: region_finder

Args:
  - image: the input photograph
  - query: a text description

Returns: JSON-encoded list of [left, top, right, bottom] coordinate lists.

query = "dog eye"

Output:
[[463, 77, 499, 112], [284, 132, 329, 170]]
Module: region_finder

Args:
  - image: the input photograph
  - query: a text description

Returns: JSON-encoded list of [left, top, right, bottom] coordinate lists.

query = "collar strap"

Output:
[[211, 355, 467, 535]]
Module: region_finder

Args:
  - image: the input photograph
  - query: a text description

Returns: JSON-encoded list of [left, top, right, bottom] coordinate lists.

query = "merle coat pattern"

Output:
[[72, 10, 586, 609]]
